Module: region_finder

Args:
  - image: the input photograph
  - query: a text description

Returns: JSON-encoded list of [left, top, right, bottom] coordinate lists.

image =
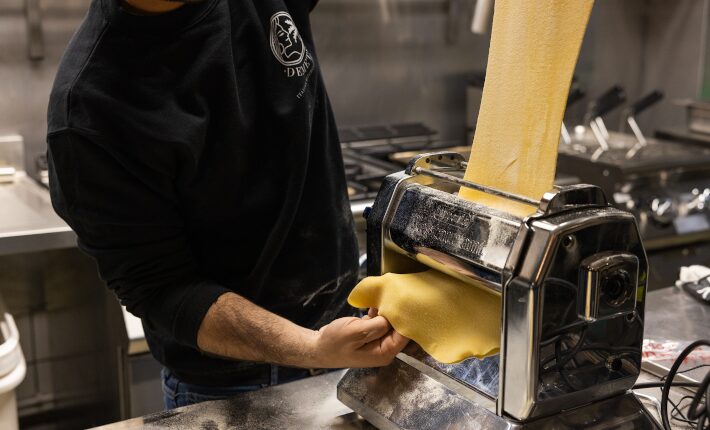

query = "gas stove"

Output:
[[342, 150, 401, 202], [558, 130, 710, 249], [340, 122, 450, 202], [339, 122, 438, 159]]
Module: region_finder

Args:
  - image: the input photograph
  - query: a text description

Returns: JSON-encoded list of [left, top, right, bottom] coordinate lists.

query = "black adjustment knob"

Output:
[[628, 91, 664, 116], [589, 85, 626, 118], [363, 207, 372, 219]]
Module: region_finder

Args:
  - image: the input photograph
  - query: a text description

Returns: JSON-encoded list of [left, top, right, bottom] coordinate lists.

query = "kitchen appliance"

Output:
[[338, 151, 660, 429], [680, 100, 710, 135], [655, 101, 710, 149], [342, 150, 401, 202], [339, 122, 439, 160], [557, 88, 710, 289], [0, 135, 24, 184]]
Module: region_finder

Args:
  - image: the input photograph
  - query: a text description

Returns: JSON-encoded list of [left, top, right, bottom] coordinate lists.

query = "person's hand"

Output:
[[310, 315, 409, 368]]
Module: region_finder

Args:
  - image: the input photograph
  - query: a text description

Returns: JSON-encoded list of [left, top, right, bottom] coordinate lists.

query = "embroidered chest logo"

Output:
[[269, 11, 315, 95], [270, 12, 306, 67]]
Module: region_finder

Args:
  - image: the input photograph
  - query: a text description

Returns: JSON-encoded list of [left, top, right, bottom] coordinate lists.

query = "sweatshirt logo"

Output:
[[270, 12, 306, 67]]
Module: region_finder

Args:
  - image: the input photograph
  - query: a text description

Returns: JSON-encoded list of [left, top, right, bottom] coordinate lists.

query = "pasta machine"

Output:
[[337, 151, 661, 429]]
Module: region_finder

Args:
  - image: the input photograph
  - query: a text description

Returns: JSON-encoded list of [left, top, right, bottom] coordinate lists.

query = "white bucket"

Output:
[[0, 313, 26, 430]]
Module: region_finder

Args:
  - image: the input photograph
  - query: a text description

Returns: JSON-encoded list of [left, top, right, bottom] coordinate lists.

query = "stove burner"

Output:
[[339, 122, 436, 144], [343, 159, 363, 179], [342, 150, 401, 202]]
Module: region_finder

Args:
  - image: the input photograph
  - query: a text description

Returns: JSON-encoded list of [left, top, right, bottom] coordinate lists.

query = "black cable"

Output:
[[634, 381, 707, 427], [540, 321, 588, 346], [670, 395, 696, 425], [556, 328, 587, 368], [542, 342, 639, 369], [556, 337, 580, 390], [660, 339, 710, 430], [661, 364, 710, 381], [688, 371, 710, 421], [634, 381, 700, 389]]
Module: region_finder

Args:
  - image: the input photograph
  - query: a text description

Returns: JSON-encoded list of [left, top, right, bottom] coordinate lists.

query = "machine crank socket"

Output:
[[579, 251, 639, 321]]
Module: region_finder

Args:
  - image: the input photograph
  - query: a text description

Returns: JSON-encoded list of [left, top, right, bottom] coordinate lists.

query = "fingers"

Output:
[[324, 315, 411, 368], [351, 316, 391, 344], [361, 308, 378, 321], [317, 316, 409, 368], [355, 329, 410, 367], [367, 307, 379, 319], [380, 330, 410, 356], [356, 332, 402, 367]]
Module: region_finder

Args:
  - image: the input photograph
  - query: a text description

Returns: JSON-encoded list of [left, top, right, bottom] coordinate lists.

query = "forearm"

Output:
[[196, 292, 320, 368]]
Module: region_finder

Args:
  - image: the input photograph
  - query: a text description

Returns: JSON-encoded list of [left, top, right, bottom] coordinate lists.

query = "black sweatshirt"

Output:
[[47, 0, 359, 385]]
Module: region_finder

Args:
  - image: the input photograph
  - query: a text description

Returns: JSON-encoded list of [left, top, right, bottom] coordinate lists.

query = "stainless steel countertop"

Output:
[[97, 287, 708, 430], [644, 285, 710, 341], [0, 174, 75, 256], [93, 370, 373, 430], [0, 175, 369, 259], [641, 285, 710, 387]]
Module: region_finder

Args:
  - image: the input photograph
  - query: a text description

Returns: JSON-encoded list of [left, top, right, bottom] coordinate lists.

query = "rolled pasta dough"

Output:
[[461, 0, 594, 216], [348, 270, 501, 364]]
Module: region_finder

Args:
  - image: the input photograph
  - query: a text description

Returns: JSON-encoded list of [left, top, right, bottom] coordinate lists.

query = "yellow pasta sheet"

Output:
[[348, 270, 501, 363], [461, 0, 594, 216]]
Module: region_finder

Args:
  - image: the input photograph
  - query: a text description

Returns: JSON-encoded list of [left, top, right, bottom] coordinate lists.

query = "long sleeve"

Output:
[[47, 130, 230, 349]]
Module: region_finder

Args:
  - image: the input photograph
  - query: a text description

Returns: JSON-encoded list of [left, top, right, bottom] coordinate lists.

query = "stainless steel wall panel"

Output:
[[578, 1, 706, 133], [311, 0, 490, 142]]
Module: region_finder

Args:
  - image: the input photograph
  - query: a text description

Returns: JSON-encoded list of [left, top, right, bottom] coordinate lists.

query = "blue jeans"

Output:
[[161, 367, 310, 410]]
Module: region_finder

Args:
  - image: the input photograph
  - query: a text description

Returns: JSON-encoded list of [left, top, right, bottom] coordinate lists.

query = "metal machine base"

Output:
[[337, 357, 662, 429]]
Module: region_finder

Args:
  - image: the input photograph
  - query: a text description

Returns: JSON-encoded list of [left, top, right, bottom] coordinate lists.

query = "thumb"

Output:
[[367, 307, 379, 319]]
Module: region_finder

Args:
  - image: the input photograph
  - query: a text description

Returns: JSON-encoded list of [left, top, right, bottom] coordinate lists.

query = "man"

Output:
[[47, 0, 408, 409]]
